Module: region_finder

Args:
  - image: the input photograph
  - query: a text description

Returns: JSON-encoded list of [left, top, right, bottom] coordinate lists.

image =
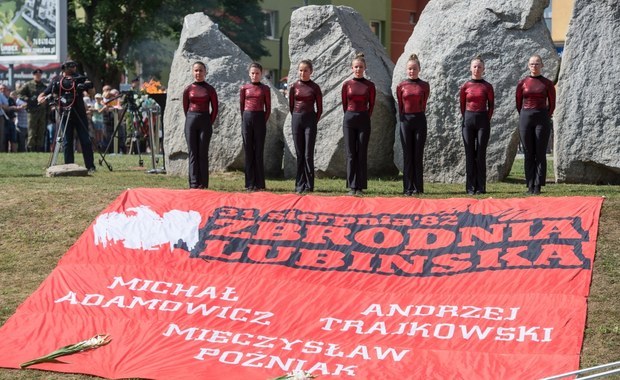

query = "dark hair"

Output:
[[299, 59, 313, 71], [407, 53, 420, 69], [352, 52, 366, 67], [61, 60, 77, 70], [193, 61, 206, 70], [249, 62, 263, 71]]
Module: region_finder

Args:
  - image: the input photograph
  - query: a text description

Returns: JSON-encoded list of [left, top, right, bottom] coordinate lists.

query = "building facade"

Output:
[[259, 0, 428, 86], [545, 0, 574, 56], [258, 0, 572, 84]]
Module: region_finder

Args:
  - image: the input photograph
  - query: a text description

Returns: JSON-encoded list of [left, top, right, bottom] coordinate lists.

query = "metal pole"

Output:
[[278, 20, 291, 84], [8, 64, 14, 87], [540, 360, 620, 380]]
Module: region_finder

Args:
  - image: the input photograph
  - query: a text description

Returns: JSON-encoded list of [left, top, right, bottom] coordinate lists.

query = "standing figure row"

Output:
[[397, 53, 554, 196], [181, 53, 555, 195]]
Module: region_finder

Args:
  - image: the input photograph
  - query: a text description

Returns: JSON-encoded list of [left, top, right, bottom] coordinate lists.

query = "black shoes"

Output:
[[526, 185, 541, 195], [404, 190, 421, 196]]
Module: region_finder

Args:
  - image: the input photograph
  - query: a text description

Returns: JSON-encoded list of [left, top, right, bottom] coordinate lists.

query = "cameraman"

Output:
[[38, 60, 96, 172]]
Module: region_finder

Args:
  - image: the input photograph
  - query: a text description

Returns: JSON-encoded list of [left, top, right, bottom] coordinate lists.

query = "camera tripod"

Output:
[[99, 99, 146, 171], [48, 106, 72, 168], [48, 105, 105, 169]]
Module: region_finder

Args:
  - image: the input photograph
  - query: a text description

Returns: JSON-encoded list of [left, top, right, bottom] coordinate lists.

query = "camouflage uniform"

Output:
[[17, 79, 48, 151]]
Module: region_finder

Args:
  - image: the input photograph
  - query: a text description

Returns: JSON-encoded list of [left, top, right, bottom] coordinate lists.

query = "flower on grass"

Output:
[[271, 370, 318, 380], [20, 334, 112, 369]]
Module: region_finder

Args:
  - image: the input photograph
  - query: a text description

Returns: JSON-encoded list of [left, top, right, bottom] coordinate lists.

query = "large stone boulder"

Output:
[[554, 0, 620, 184], [392, 0, 559, 183], [164, 12, 287, 178], [283, 5, 397, 179]]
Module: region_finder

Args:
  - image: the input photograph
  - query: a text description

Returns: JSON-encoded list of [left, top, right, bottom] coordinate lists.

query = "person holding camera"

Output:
[[17, 68, 48, 152], [38, 60, 96, 172]]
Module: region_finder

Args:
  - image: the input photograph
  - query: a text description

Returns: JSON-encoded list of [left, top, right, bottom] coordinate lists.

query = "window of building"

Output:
[[263, 10, 278, 39], [369, 20, 384, 44], [544, 5, 552, 32]]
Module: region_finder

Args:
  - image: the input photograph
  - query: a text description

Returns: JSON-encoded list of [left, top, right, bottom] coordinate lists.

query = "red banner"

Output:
[[0, 189, 603, 379]]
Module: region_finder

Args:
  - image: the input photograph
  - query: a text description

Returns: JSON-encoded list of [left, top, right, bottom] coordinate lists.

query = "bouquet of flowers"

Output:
[[20, 334, 112, 368], [271, 370, 318, 380]]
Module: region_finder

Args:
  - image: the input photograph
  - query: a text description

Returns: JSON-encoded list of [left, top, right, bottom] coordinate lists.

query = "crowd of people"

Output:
[[0, 62, 158, 172], [183, 53, 555, 196]]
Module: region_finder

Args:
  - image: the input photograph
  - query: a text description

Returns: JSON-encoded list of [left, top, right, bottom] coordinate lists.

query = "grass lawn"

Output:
[[0, 153, 618, 379]]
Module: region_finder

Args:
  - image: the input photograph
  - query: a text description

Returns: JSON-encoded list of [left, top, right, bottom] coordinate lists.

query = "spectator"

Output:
[[12, 90, 29, 152], [0, 84, 21, 152], [92, 93, 106, 150], [16, 68, 48, 152]]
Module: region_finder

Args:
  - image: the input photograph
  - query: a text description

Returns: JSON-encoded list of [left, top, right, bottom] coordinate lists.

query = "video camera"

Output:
[[108, 90, 141, 111], [49, 74, 93, 109]]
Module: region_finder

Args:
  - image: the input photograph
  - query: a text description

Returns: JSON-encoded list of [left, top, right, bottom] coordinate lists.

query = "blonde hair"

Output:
[[471, 55, 485, 66], [407, 53, 421, 69], [352, 52, 366, 67], [529, 54, 543, 64]]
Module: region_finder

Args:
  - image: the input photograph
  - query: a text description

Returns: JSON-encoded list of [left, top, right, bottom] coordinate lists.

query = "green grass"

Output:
[[0, 152, 618, 379]]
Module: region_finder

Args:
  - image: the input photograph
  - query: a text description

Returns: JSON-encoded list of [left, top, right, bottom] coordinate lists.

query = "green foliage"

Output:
[[205, 0, 270, 60], [68, 0, 268, 90]]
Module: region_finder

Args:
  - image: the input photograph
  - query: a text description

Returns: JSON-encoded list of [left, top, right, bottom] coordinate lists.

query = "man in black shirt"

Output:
[[39, 60, 96, 171]]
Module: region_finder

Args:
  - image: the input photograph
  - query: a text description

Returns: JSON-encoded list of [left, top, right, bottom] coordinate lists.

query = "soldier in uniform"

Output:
[[17, 68, 48, 152]]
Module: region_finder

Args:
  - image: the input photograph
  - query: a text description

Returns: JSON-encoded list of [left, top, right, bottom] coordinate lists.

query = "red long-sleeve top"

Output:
[[516, 75, 556, 116], [341, 77, 376, 116], [288, 79, 323, 120], [240, 82, 271, 122], [459, 79, 495, 119], [396, 78, 430, 115], [183, 81, 218, 124]]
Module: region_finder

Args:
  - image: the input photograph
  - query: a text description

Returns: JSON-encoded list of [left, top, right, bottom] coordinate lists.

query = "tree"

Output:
[[206, 1, 270, 60], [68, 0, 268, 91]]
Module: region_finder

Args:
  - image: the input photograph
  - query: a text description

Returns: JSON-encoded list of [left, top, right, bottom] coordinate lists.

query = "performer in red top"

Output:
[[240, 62, 271, 191], [396, 53, 430, 196], [288, 59, 323, 194], [459, 55, 495, 195], [516, 54, 556, 195], [341, 53, 376, 195], [183, 61, 218, 189]]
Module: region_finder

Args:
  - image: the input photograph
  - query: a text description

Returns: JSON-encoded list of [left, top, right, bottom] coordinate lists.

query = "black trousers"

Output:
[[242, 111, 266, 190], [462, 111, 490, 193], [184, 111, 212, 189], [400, 112, 427, 193], [63, 110, 94, 170], [343, 111, 370, 190], [292, 112, 317, 192], [519, 108, 551, 189]]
